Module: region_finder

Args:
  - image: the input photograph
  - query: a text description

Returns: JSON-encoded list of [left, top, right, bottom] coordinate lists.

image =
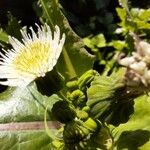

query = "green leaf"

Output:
[[116, 8, 126, 23], [84, 34, 106, 48], [0, 84, 60, 123], [87, 70, 125, 108], [0, 29, 9, 44], [87, 69, 135, 125], [139, 9, 150, 21], [131, 8, 150, 30], [112, 95, 150, 150], [131, 8, 150, 22], [38, 0, 94, 80], [92, 34, 106, 48], [116, 7, 150, 34], [108, 40, 126, 51], [83, 38, 95, 49], [0, 84, 62, 149], [0, 130, 53, 150]]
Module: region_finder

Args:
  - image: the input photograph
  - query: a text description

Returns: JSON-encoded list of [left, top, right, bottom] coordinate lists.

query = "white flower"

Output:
[[144, 70, 150, 82], [130, 61, 146, 74], [0, 24, 65, 87], [119, 57, 135, 67], [138, 41, 150, 56]]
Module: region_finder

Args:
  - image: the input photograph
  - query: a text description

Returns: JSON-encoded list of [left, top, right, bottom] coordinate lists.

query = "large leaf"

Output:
[[0, 130, 54, 150], [38, 0, 94, 80], [0, 84, 60, 123], [0, 84, 61, 149], [112, 95, 150, 150]]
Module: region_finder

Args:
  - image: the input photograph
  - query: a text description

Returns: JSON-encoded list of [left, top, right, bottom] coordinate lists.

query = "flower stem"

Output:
[[62, 48, 77, 79]]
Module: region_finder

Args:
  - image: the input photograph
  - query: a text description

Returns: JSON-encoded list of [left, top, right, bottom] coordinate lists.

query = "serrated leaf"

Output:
[[112, 95, 150, 150], [38, 0, 94, 80], [87, 69, 135, 125], [87, 70, 125, 107]]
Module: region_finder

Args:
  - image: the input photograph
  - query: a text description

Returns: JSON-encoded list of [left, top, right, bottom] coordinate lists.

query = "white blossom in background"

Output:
[[119, 33, 150, 86], [0, 24, 65, 87]]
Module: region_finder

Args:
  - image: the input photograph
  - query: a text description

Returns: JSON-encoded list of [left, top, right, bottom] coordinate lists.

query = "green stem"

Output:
[[57, 91, 69, 102], [40, 0, 77, 79], [62, 48, 77, 79], [40, 0, 55, 29], [44, 105, 60, 140]]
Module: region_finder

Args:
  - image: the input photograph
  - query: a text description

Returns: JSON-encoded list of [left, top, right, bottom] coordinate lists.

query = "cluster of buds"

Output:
[[119, 33, 150, 87]]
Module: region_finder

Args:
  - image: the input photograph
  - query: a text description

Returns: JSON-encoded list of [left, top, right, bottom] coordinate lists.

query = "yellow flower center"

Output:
[[13, 41, 51, 77]]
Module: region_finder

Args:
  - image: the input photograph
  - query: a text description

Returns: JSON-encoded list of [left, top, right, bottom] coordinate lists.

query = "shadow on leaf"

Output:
[[117, 129, 150, 150]]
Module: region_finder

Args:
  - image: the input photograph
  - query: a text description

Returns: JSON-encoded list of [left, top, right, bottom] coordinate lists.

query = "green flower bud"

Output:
[[76, 110, 89, 120], [69, 89, 86, 107], [82, 106, 90, 112], [66, 80, 78, 91], [78, 70, 98, 91], [63, 120, 91, 150], [63, 119, 113, 150], [84, 118, 98, 132], [52, 140, 64, 150]]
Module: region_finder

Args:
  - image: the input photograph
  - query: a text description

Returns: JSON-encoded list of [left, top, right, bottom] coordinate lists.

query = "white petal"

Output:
[[0, 79, 24, 87], [130, 61, 146, 74], [119, 57, 135, 66], [9, 37, 25, 52], [29, 27, 38, 40], [139, 41, 150, 56]]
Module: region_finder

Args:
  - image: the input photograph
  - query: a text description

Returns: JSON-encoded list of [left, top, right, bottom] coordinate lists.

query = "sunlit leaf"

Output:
[[0, 29, 9, 44], [87, 69, 134, 125], [0, 84, 60, 123], [112, 95, 150, 150], [0, 130, 53, 150]]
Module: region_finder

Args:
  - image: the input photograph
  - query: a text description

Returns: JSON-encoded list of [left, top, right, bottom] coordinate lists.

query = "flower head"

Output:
[[119, 33, 150, 87], [0, 24, 65, 87]]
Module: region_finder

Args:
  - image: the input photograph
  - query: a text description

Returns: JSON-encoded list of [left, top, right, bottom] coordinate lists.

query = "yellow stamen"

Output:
[[13, 41, 51, 77]]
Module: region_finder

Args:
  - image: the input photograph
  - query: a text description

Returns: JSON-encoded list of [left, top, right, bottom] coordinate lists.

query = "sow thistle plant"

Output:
[[0, 24, 65, 87], [0, 0, 150, 150]]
